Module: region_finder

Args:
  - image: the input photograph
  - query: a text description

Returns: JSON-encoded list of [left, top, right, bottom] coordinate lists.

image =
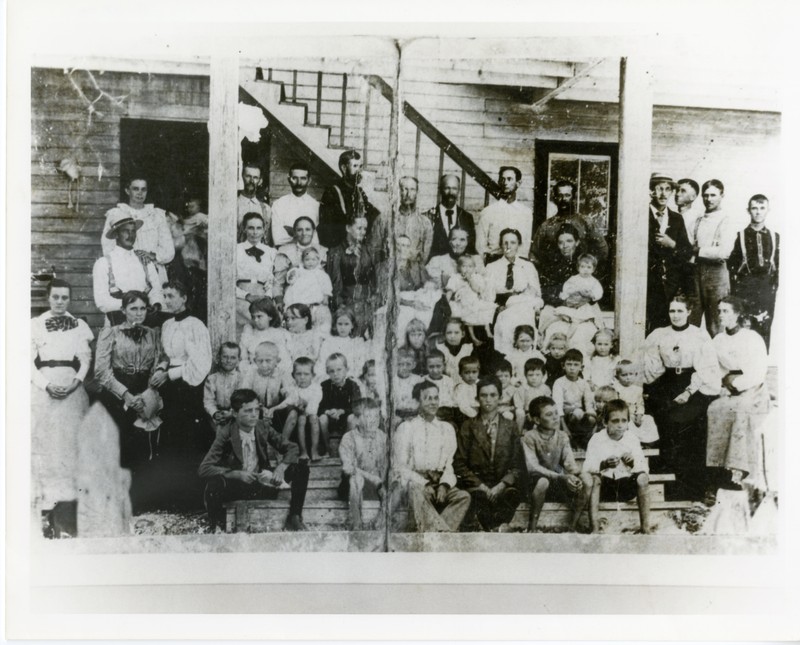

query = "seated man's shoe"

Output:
[[285, 514, 307, 531]]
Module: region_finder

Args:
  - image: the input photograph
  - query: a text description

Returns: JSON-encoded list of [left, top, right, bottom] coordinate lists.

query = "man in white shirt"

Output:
[[691, 179, 738, 335], [237, 163, 272, 245], [390, 380, 471, 532], [93, 211, 164, 326], [676, 178, 704, 245], [101, 176, 175, 284], [475, 166, 533, 261], [270, 162, 321, 247]]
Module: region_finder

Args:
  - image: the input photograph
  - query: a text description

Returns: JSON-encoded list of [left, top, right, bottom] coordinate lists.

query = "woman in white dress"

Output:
[[706, 296, 770, 492], [31, 279, 93, 536], [149, 280, 212, 508]]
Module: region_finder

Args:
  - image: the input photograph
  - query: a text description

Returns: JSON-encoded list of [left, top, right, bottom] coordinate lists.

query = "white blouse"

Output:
[[160, 315, 212, 387], [712, 328, 768, 393], [643, 325, 721, 396], [31, 311, 94, 390]]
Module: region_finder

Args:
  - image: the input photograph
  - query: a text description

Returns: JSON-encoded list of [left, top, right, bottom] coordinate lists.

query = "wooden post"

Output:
[[339, 73, 348, 147], [207, 56, 239, 354], [615, 56, 653, 357], [362, 85, 371, 168]]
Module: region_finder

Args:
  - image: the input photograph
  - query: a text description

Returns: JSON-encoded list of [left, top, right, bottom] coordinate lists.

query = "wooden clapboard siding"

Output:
[[31, 67, 209, 333]]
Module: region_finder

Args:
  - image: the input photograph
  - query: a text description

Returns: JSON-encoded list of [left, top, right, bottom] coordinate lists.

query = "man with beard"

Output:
[[270, 162, 321, 248], [531, 179, 608, 275], [426, 174, 477, 257], [371, 176, 433, 263], [318, 149, 380, 250], [237, 163, 272, 245], [645, 173, 693, 334]]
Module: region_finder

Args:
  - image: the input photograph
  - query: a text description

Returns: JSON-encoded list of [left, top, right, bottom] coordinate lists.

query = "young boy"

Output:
[[453, 355, 481, 421], [241, 341, 293, 423], [521, 396, 587, 532], [552, 348, 597, 450], [317, 353, 361, 461], [392, 347, 424, 430], [544, 332, 568, 388], [592, 384, 619, 429], [204, 342, 246, 427], [729, 193, 779, 349], [516, 358, 551, 429], [581, 399, 651, 534], [613, 360, 659, 446], [338, 397, 388, 530], [269, 357, 322, 461], [425, 349, 457, 423], [494, 359, 520, 426]]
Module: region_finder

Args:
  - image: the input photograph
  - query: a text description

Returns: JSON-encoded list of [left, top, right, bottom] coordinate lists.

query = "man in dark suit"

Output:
[[646, 173, 694, 334], [199, 388, 310, 532], [318, 149, 380, 250], [454, 377, 524, 532], [426, 174, 477, 257]]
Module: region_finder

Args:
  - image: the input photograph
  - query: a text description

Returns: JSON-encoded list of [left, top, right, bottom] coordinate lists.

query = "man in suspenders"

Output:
[[729, 194, 780, 349], [317, 149, 380, 250], [690, 179, 738, 336]]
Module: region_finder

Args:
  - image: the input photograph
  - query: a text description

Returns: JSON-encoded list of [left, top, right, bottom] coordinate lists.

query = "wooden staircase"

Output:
[[224, 443, 691, 534]]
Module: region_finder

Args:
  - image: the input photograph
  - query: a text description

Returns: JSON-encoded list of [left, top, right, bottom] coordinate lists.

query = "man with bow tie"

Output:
[[236, 212, 278, 333], [199, 388, 310, 532], [93, 211, 165, 326], [426, 174, 477, 257], [646, 173, 693, 334]]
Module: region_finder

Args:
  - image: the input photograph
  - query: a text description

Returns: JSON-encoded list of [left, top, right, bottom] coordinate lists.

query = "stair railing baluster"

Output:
[[340, 73, 348, 148], [292, 69, 298, 102], [316, 71, 323, 126], [413, 127, 421, 180]]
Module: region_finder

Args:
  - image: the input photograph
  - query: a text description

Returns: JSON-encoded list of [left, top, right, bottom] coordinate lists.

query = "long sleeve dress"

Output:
[[31, 311, 93, 511], [706, 328, 770, 480], [327, 242, 378, 338]]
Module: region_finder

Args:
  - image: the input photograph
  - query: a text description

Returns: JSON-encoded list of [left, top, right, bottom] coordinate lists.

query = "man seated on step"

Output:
[[390, 380, 471, 532], [521, 396, 588, 533], [199, 388, 310, 532], [581, 399, 651, 534], [453, 376, 524, 532], [338, 397, 388, 531]]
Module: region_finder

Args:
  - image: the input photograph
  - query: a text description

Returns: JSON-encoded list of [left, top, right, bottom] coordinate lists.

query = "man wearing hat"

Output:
[[101, 176, 175, 284], [93, 212, 165, 326], [646, 173, 693, 334]]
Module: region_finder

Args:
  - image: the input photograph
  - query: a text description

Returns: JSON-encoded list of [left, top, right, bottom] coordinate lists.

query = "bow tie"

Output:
[[245, 246, 264, 262], [120, 326, 147, 343], [45, 316, 78, 332], [345, 244, 361, 257]]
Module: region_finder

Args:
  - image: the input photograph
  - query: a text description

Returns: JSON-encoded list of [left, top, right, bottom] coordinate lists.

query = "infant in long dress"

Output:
[[554, 253, 603, 326], [446, 254, 497, 326]]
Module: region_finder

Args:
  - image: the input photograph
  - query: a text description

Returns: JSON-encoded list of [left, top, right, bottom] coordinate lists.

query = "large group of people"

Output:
[[31, 150, 778, 536]]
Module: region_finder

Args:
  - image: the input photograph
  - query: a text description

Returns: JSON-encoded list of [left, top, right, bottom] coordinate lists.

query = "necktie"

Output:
[[446, 208, 454, 230], [756, 231, 764, 267], [245, 246, 264, 262], [505, 261, 514, 291]]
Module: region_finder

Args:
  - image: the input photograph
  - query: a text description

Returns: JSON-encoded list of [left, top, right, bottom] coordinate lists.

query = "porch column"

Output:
[[207, 56, 239, 352], [615, 56, 653, 357]]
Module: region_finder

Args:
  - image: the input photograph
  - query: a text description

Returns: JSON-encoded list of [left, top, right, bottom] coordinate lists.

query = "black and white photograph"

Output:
[[6, 2, 800, 638]]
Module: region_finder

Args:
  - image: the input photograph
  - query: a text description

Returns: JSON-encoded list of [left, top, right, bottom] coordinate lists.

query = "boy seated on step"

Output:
[[267, 356, 322, 462], [453, 355, 481, 423], [494, 359, 522, 427], [552, 348, 597, 450], [392, 347, 423, 431], [337, 397, 388, 530], [581, 399, 651, 534], [204, 341, 246, 427], [317, 352, 361, 462], [425, 349, 457, 424], [241, 341, 293, 427], [521, 396, 587, 532]]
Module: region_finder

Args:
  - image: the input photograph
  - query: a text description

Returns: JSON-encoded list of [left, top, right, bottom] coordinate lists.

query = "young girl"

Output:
[[613, 359, 659, 446], [284, 303, 322, 365], [239, 297, 292, 371], [506, 324, 545, 384], [400, 318, 429, 376], [445, 254, 496, 343], [544, 332, 568, 389], [283, 246, 333, 334], [584, 328, 619, 391], [358, 359, 386, 421], [434, 317, 474, 385], [316, 307, 367, 382]]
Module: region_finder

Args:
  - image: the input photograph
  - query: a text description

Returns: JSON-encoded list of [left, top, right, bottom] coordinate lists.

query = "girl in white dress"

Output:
[[239, 296, 292, 371], [434, 318, 475, 385], [505, 324, 545, 385], [284, 303, 322, 365], [584, 328, 619, 391], [316, 307, 367, 381], [445, 254, 497, 342]]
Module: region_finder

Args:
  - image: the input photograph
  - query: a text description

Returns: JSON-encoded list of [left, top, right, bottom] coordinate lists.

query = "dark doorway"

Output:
[[120, 118, 209, 214], [534, 139, 619, 309]]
